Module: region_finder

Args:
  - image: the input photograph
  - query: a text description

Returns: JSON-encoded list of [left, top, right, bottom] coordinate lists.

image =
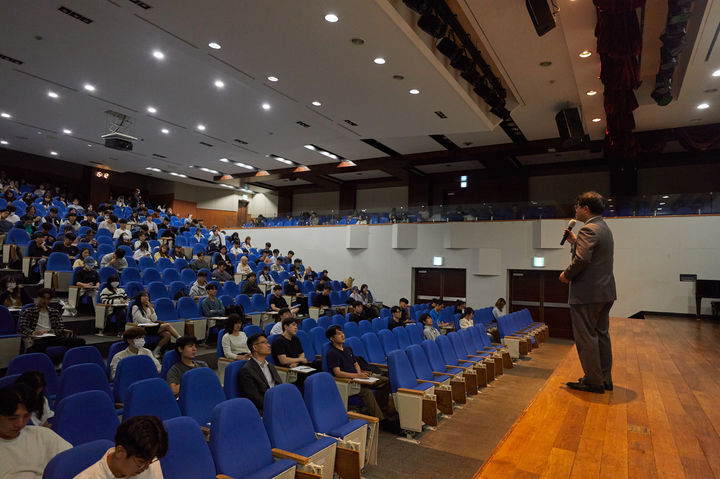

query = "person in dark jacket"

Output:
[[237, 333, 282, 413]]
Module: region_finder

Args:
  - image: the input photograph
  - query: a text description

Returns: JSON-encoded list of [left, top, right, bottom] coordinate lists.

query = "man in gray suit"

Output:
[[237, 333, 283, 412], [559, 191, 616, 394]]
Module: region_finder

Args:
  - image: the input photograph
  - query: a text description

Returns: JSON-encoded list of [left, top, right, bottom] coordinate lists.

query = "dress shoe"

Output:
[[566, 381, 605, 393], [577, 377, 613, 391]]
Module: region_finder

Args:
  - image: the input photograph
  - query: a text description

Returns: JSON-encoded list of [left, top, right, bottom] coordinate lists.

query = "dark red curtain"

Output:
[[594, 0, 646, 156]]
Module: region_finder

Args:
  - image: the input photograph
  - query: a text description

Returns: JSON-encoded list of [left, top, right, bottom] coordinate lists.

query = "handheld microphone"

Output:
[[560, 219, 577, 246]]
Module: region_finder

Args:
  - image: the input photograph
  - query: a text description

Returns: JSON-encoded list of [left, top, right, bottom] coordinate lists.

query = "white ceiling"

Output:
[[0, 0, 718, 190]]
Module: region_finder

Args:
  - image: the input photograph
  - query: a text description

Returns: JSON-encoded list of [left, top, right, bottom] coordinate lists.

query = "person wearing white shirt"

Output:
[[0, 384, 71, 479], [270, 308, 293, 336], [74, 415, 167, 479], [112, 219, 132, 243], [229, 242, 244, 256], [133, 242, 151, 261], [492, 298, 506, 320], [98, 214, 117, 234], [143, 219, 158, 239], [221, 314, 250, 360], [109, 327, 162, 379], [459, 307, 474, 329]]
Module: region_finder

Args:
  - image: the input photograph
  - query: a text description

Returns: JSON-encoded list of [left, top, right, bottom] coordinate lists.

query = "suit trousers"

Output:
[[569, 301, 613, 385]]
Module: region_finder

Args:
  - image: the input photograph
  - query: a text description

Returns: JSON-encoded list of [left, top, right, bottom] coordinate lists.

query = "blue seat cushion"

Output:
[[293, 436, 337, 459], [244, 459, 296, 479], [410, 382, 434, 393], [328, 419, 366, 438]]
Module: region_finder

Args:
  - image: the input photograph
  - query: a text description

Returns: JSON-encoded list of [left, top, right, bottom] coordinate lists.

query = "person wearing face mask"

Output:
[[0, 275, 31, 307], [100, 275, 129, 336], [109, 327, 161, 380]]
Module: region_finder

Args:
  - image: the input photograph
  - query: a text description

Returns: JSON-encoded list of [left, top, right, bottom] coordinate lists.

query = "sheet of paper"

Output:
[[291, 366, 317, 373], [353, 377, 379, 384], [34, 333, 56, 338]]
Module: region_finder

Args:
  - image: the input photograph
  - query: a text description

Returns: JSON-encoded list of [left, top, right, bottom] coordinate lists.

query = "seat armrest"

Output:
[[347, 411, 380, 423], [275, 366, 291, 372], [216, 475, 235, 479], [295, 471, 322, 479], [446, 364, 470, 370], [333, 377, 353, 383], [431, 372, 453, 379], [218, 357, 234, 364], [369, 363, 388, 369], [397, 387, 425, 396], [271, 448, 309, 465], [417, 379, 442, 386]]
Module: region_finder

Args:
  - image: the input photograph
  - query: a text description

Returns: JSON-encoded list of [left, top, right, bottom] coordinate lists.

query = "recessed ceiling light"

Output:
[[586, 90, 598, 96], [325, 13, 339, 22], [200, 167, 220, 174], [169, 172, 187, 178], [374, 57, 386, 65], [220, 184, 235, 188], [47, 91, 59, 99], [1, 113, 10, 118], [304, 145, 316, 150], [662, 195, 669, 198], [152, 50, 165, 60], [219, 158, 230, 163], [146, 167, 161, 172], [697, 102, 710, 109], [267, 76, 279, 82], [659, 202, 666, 205], [409, 89, 420, 95], [262, 103, 271, 110], [579, 50, 592, 58], [62, 128, 72, 134], [197, 124, 206, 131], [208, 42, 221, 49], [147, 106, 157, 114], [592, 118, 601, 122], [87, 144, 92, 147], [161, 128, 169, 134], [311, 101, 322, 106], [712, 69, 720, 77], [0, 140, 8, 145], [50, 151, 58, 156], [83, 83, 96, 92], [214, 79, 225, 88]]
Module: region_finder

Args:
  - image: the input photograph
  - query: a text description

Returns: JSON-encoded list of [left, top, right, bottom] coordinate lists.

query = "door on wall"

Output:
[[508, 269, 572, 339], [413, 268, 466, 306], [237, 201, 248, 226]]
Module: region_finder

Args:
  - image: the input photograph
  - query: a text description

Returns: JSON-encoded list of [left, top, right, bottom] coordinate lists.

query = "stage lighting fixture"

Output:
[[437, 36, 460, 59], [403, 0, 432, 14], [418, 13, 447, 39]]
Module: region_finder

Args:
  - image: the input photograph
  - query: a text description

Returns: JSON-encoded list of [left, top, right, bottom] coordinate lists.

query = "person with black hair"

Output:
[[268, 284, 299, 315], [348, 301, 365, 324], [398, 298, 410, 323], [112, 218, 132, 245], [459, 307, 474, 329], [237, 333, 282, 413], [99, 274, 129, 335], [43, 206, 61, 229], [200, 283, 224, 317], [269, 307, 293, 336], [74, 415, 168, 478], [312, 284, 333, 316], [166, 336, 208, 396], [221, 314, 250, 360], [0, 274, 31, 307], [270, 256, 284, 272], [272, 317, 320, 370], [387, 306, 405, 331], [190, 251, 212, 273], [171, 244, 186, 261], [133, 241, 151, 262], [14, 371, 53, 426], [100, 248, 128, 271], [211, 260, 233, 284], [109, 326, 161, 379], [258, 265, 274, 287], [325, 325, 390, 419], [0, 383, 71, 477], [62, 211, 81, 233], [421, 313, 441, 340], [130, 291, 179, 358], [0, 208, 14, 233], [454, 299, 466, 316], [240, 272, 263, 296], [52, 232, 79, 260], [73, 247, 93, 270], [153, 243, 173, 263], [98, 213, 117, 234], [189, 270, 209, 300], [18, 288, 85, 354], [213, 245, 229, 269]]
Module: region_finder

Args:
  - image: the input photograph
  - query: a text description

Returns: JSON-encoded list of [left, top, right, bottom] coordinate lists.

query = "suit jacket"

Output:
[[564, 217, 617, 304], [237, 358, 282, 412]]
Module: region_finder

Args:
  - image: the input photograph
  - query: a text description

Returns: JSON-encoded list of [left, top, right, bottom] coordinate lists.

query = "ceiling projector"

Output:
[[102, 132, 137, 151]]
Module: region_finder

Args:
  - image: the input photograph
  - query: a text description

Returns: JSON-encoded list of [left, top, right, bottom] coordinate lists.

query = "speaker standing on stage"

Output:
[[559, 191, 616, 394]]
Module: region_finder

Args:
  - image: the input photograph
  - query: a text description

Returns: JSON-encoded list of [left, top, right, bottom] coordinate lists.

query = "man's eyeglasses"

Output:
[[133, 457, 159, 470]]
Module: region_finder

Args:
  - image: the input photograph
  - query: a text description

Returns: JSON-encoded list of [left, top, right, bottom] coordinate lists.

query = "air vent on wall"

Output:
[[429, 134, 459, 150], [58, 6, 93, 24], [435, 111, 448, 119], [234, 139, 248, 145], [128, 0, 152, 9], [296, 121, 310, 128], [0, 53, 23, 65], [199, 141, 213, 147], [344, 120, 359, 127], [360, 139, 401, 157], [152, 153, 167, 158]]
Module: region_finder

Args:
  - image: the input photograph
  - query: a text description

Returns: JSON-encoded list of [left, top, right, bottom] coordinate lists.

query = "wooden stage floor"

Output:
[[474, 316, 720, 479]]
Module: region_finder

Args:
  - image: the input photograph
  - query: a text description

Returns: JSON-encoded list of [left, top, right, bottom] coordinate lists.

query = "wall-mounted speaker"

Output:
[[526, 0, 556, 37], [555, 108, 584, 140]]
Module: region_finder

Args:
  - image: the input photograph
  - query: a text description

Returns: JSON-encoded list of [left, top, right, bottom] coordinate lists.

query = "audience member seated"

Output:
[[303, 266, 317, 281], [100, 248, 128, 272], [190, 251, 212, 273], [131, 291, 180, 358], [19, 288, 86, 354], [79, 229, 98, 249], [459, 307, 474, 329], [0, 384, 71, 478], [27, 232, 51, 271], [221, 314, 250, 360], [211, 261, 232, 284], [143, 216, 158, 239], [189, 271, 208, 300], [229, 241, 244, 256], [240, 235, 252, 250], [0, 275, 31, 307], [236, 256, 252, 277], [454, 299, 466, 316], [133, 232, 148, 250], [75, 256, 101, 309], [171, 245, 186, 262], [74, 415, 168, 479], [429, 299, 453, 329], [326, 325, 390, 420], [421, 313, 441, 340], [153, 244, 173, 263], [52, 232, 79, 261], [99, 275, 129, 335], [0, 208, 14, 233], [258, 265, 274, 287], [72, 247, 92, 270], [387, 305, 405, 331], [201, 283, 225, 318], [113, 218, 132, 245], [213, 246, 229, 269], [240, 272, 262, 296], [237, 333, 282, 413], [284, 276, 307, 313], [167, 335, 208, 396], [15, 371, 53, 427], [493, 298, 506, 320], [207, 225, 224, 252], [348, 301, 366, 324], [98, 213, 117, 234], [109, 327, 161, 380], [133, 242, 151, 261], [399, 298, 411, 323], [270, 308, 293, 336], [270, 257, 284, 272], [62, 211, 80, 232], [269, 285, 299, 316], [272, 317, 321, 370], [312, 284, 333, 316]]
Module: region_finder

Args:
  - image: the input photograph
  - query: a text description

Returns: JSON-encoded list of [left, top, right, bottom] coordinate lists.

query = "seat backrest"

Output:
[[295, 330, 315, 359], [180, 268, 196, 284], [405, 323, 424, 345], [161, 416, 217, 479], [8, 228, 30, 245], [210, 398, 282, 478], [47, 252, 72, 272], [472, 324, 493, 348], [459, 328, 479, 354], [159, 350, 179, 380], [142, 268, 162, 284], [387, 350, 419, 393], [304, 372, 353, 435], [345, 336, 368, 360], [448, 332, 470, 357], [168, 281, 187, 299], [8, 352, 59, 397], [97, 267, 116, 285], [243, 324, 261, 337], [235, 294, 252, 311], [176, 296, 198, 319], [222, 281, 239, 297], [436, 335, 460, 367], [42, 439, 114, 479], [405, 345, 435, 381], [263, 383, 319, 451], [138, 256, 155, 271], [114, 354, 159, 402], [0, 305, 15, 335], [317, 315, 331, 329], [310, 326, 328, 355], [251, 293, 266, 312], [120, 267, 142, 285], [54, 390, 120, 445], [378, 329, 400, 355], [153, 298, 177, 322], [156, 257, 174, 271], [124, 378, 181, 421], [147, 281, 169, 301], [162, 268, 180, 283], [343, 321, 360, 338], [393, 327, 412, 350], [372, 317, 387, 332], [178, 367, 226, 427], [0, 373, 20, 390], [420, 339, 448, 372], [223, 360, 247, 399], [358, 319, 373, 336], [174, 257, 188, 271], [301, 317, 317, 334], [123, 281, 144, 300], [57, 363, 113, 403], [361, 332, 387, 364]]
